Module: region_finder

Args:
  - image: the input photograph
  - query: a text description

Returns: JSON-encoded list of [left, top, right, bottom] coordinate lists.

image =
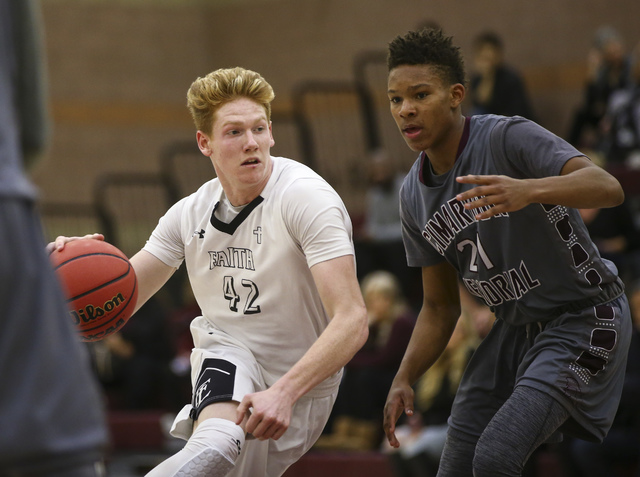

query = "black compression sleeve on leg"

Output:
[[473, 385, 570, 477], [436, 427, 477, 477]]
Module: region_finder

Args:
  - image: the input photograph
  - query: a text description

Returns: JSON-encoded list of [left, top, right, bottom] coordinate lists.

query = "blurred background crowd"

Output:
[[31, 1, 640, 475]]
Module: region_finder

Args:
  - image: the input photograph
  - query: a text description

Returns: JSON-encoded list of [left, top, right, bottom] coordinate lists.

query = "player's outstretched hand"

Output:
[[235, 386, 294, 441], [46, 234, 104, 254], [456, 174, 532, 220], [383, 379, 415, 448]]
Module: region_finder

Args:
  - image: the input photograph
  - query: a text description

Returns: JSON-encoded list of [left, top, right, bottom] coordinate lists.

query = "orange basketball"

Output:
[[50, 239, 138, 342]]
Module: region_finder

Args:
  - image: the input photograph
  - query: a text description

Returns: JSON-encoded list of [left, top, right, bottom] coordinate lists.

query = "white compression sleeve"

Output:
[[146, 418, 245, 477]]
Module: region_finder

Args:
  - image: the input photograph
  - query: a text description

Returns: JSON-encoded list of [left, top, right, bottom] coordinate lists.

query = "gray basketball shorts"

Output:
[[449, 293, 631, 443]]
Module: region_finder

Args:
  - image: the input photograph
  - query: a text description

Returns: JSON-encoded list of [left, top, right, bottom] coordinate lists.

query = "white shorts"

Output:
[[171, 316, 338, 477]]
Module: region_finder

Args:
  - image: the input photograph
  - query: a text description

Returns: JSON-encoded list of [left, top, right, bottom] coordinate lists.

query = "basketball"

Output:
[[50, 239, 138, 342]]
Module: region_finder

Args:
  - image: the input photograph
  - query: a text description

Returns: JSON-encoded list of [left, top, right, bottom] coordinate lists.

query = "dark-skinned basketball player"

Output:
[[383, 28, 631, 477]]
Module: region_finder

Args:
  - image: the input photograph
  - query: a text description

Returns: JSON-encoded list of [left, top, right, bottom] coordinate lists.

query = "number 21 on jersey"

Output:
[[457, 233, 494, 272]]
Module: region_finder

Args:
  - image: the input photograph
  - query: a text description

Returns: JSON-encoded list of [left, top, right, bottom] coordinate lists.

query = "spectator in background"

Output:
[[164, 279, 201, 412], [568, 25, 632, 150], [356, 149, 422, 309], [579, 200, 640, 283], [458, 283, 496, 340], [363, 149, 405, 245], [316, 271, 415, 451], [384, 310, 478, 477], [600, 41, 640, 166], [88, 297, 173, 410], [468, 31, 535, 120]]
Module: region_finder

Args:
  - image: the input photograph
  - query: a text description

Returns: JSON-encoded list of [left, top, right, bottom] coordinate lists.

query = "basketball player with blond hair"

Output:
[[51, 67, 369, 476]]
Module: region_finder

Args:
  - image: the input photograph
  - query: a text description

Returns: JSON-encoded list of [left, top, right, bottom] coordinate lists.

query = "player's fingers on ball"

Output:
[[85, 233, 104, 241], [53, 235, 69, 250]]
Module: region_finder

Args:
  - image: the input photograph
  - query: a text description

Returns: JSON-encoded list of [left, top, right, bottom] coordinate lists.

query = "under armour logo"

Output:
[[232, 438, 242, 454], [193, 229, 206, 239], [253, 226, 262, 244]]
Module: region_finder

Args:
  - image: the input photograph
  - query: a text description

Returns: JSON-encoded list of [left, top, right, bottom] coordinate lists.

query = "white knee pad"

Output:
[[146, 418, 245, 477]]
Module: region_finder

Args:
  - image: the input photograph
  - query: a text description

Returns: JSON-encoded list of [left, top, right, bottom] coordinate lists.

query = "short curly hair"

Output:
[[187, 67, 275, 135], [387, 28, 466, 86]]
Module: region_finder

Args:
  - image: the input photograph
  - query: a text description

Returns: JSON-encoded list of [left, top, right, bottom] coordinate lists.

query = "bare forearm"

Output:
[[129, 250, 176, 314], [525, 165, 624, 210], [457, 156, 625, 221], [273, 306, 368, 401], [394, 304, 460, 386]]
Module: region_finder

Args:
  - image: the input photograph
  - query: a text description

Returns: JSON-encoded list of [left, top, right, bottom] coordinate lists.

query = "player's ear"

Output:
[[196, 130, 213, 156], [269, 121, 275, 148], [450, 83, 465, 108]]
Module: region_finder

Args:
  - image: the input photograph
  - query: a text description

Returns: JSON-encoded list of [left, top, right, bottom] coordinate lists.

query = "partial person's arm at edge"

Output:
[[456, 156, 625, 220], [236, 254, 369, 438], [383, 261, 461, 448]]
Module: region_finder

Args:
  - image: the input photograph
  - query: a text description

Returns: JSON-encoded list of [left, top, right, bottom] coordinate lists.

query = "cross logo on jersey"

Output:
[[253, 226, 262, 244], [193, 229, 205, 239]]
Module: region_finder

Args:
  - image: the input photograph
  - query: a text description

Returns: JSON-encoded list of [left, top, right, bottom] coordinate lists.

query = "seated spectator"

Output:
[[568, 25, 632, 149], [383, 309, 479, 477], [315, 271, 416, 451], [468, 31, 535, 120], [458, 283, 496, 339], [579, 200, 640, 283], [355, 149, 422, 309], [164, 281, 201, 412], [600, 41, 640, 166], [362, 149, 405, 245], [87, 296, 173, 410]]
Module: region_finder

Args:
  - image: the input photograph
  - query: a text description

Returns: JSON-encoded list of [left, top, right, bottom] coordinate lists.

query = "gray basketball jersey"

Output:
[[401, 115, 620, 325]]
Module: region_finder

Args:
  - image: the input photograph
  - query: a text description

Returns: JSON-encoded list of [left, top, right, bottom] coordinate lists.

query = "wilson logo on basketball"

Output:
[[70, 292, 126, 324]]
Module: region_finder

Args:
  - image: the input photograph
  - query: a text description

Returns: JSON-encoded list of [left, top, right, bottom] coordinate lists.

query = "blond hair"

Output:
[[186, 67, 275, 134], [361, 270, 402, 303]]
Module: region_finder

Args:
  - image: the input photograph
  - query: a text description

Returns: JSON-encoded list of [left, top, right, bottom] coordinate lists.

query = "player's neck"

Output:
[[224, 186, 265, 207], [220, 161, 274, 206], [425, 114, 466, 175]]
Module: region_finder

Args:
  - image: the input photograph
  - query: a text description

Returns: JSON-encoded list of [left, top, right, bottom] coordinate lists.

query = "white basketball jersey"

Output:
[[144, 156, 354, 395]]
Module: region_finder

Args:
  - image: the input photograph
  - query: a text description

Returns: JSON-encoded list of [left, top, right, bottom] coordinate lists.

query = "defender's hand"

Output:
[[383, 380, 415, 448], [456, 174, 532, 220]]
